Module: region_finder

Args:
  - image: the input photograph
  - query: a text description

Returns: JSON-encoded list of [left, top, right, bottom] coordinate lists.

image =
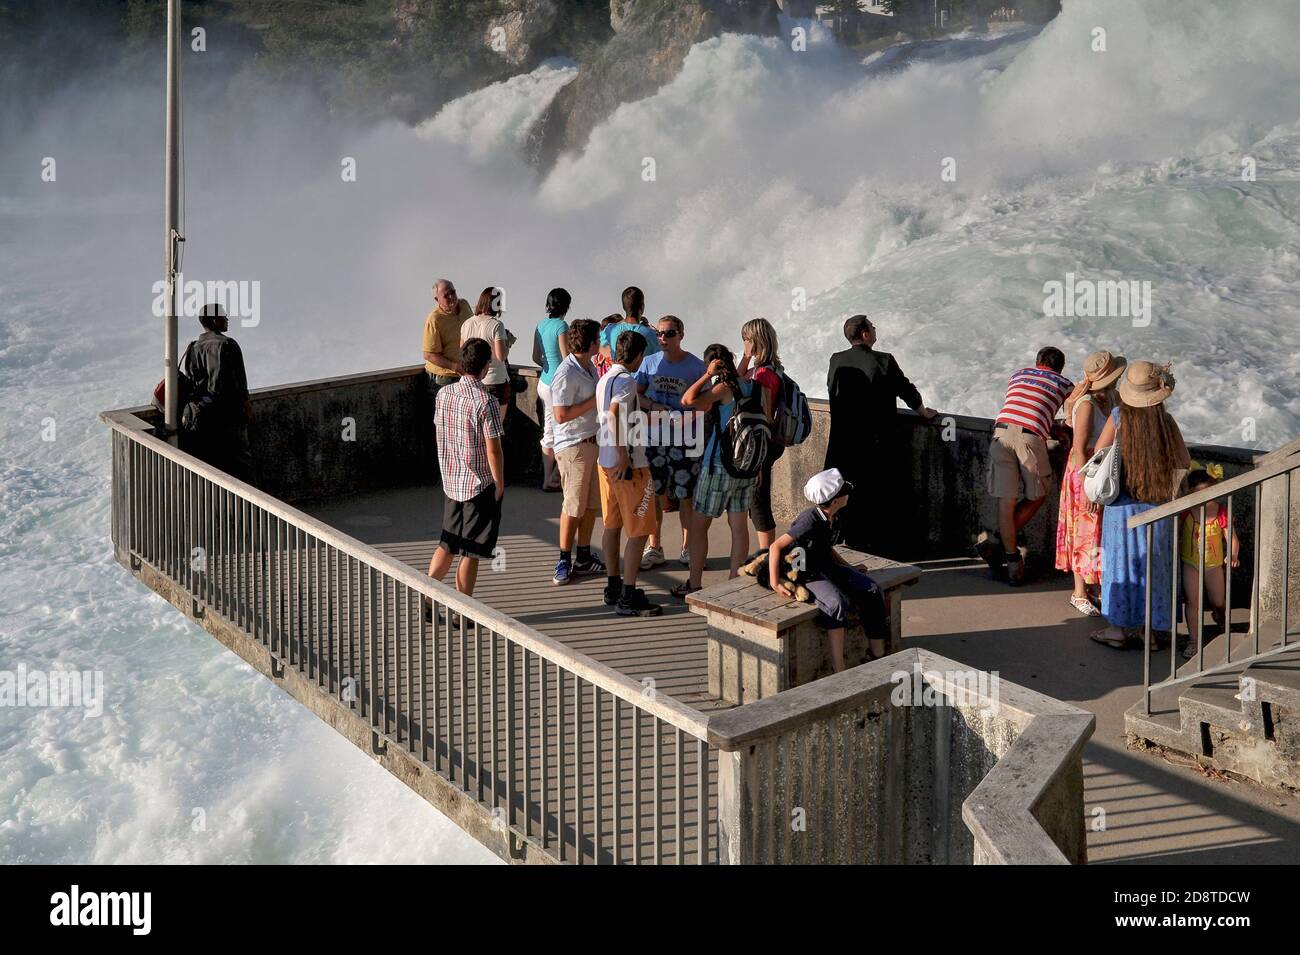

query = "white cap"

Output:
[[804, 468, 853, 506]]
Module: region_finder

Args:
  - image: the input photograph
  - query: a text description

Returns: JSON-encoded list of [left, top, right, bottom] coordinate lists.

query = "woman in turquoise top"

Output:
[[532, 288, 571, 491]]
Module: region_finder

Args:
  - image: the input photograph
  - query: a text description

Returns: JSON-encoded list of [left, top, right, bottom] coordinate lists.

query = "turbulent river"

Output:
[[1, 0, 1297, 861]]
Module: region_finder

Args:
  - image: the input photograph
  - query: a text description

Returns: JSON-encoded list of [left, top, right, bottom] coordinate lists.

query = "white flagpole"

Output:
[[163, 0, 182, 440]]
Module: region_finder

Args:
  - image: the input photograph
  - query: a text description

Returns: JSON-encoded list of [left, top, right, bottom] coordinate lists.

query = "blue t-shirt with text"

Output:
[[636, 351, 706, 411]]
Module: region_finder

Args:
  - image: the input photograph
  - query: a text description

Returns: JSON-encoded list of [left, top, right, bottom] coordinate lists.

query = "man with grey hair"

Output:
[[825, 313, 935, 553], [422, 278, 472, 406]]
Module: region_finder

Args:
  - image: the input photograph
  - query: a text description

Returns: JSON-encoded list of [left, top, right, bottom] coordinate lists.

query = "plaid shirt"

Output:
[[435, 378, 504, 502]]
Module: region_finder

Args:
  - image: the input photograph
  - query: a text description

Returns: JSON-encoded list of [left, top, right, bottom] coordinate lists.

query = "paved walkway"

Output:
[[309, 484, 1300, 864]]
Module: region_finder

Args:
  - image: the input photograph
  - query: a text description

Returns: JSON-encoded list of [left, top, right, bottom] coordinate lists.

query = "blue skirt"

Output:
[[1101, 497, 1174, 631]]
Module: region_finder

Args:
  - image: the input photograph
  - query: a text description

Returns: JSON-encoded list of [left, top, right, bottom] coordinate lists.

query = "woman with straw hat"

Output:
[[1090, 361, 1191, 649], [1056, 350, 1126, 616]]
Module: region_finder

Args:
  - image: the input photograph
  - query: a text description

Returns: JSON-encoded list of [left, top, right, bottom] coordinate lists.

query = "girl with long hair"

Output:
[[1091, 361, 1191, 649], [737, 317, 784, 550]]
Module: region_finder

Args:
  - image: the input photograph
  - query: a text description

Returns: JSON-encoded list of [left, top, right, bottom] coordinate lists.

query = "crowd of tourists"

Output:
[[168, 281, 1235, 668], [415, 281, 914, 664]]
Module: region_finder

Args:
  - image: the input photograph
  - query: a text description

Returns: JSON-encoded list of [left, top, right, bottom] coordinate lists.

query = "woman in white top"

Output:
[[462, 287, 514, 418], [1055, 350, 1125, 616]]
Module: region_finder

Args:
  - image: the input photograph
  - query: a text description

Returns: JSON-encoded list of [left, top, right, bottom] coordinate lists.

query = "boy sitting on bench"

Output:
[[769, 468, 889, 671]]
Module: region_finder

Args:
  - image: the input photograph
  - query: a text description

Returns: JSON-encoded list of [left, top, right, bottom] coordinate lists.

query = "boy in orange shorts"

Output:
[[596, 330, 663, 617]]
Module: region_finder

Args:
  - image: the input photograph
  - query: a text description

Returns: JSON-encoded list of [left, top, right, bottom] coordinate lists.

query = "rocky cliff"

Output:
[[529, 0, 782, 169]]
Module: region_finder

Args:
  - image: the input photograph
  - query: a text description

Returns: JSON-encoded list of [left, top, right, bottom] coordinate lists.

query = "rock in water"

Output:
[[530, 0, 782, 170], [485, 0, 561, 68]]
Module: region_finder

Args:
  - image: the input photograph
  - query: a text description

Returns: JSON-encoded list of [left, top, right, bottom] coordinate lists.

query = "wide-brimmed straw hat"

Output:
[[1118, 360, 1176, 407], [1082, 350, 1126, 391]]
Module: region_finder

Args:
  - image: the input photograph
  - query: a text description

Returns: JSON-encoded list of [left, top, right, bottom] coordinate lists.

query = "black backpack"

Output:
[[768, 367, 812, 446], [712, 379, 770, 480]]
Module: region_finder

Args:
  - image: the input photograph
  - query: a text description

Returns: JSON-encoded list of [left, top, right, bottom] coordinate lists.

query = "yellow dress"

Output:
[[1179, 511, 1227, 568]]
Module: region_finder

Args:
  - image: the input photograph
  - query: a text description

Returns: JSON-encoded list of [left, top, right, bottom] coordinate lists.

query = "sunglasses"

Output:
[[656, 329, 679, 339]]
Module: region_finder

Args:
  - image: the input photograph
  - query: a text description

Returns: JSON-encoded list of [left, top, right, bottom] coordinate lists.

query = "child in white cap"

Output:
[[766, 468, 888, 670]]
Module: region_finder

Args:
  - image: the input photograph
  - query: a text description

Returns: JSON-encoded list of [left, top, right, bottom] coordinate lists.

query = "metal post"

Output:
[[1254, 484, 1262, 655], [1197, 503, 1207, 670], [1225, 495, 1234, 663], [162, 0, 183, 441], [1284, 477, 1292, 646], [573, 676, 583, 864], [1143, 525, 1153, 714]]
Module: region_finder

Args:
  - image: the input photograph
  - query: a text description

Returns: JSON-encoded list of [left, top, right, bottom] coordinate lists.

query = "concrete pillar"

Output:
[[1256, 468, 1300, 639]]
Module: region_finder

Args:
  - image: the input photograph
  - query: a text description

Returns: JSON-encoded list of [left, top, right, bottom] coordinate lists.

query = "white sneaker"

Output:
[[678, 546, 690, 567], [640, 546, 666, 570]]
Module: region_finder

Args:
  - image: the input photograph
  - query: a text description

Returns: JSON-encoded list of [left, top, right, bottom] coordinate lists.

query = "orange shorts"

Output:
[[597, 466, 657, 539]]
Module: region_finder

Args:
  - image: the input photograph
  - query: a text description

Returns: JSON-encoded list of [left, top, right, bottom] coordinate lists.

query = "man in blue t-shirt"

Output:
[[600, 286, 660, 364], [635, 315, 706, 569]]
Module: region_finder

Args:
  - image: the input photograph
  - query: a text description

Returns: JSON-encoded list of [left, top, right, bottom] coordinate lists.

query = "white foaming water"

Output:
[[2, 0, 1298, 863]]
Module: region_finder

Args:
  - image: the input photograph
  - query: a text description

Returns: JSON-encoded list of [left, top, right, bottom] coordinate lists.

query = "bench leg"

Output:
[[885, 590, 902, 655]]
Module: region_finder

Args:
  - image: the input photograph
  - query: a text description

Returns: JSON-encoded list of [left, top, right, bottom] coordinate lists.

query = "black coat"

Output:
[[181, 329, 251, 479], [824, 343, 922, 477]]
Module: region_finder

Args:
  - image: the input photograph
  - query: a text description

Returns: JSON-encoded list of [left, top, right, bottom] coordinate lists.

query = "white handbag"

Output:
[[1082, 442, 1122, 505]]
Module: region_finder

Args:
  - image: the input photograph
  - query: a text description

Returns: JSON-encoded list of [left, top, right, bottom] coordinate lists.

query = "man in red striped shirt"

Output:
[[977, 347, 1072, 585]]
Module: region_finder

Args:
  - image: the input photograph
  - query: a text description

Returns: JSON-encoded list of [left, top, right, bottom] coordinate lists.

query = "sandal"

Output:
[[1090, 627, 1132, 649], [1070, 595, 1101, 617], [670, 582, 701, 599]]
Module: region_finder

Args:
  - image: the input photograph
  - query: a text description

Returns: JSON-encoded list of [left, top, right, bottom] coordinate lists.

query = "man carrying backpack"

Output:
[[673, 343, 768, 598], [825, 314, 936, 553]]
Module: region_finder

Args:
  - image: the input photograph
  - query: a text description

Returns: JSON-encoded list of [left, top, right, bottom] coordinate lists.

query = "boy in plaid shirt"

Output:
[[427, 338, 505, 600]]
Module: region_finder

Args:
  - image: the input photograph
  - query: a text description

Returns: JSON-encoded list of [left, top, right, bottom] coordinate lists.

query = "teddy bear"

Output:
[[739, 548, 814, 603]]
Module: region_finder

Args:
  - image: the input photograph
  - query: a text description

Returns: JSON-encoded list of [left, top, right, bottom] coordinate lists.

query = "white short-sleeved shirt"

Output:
[[461, 314, 510, 386], [550, 353, 599, 451], [597, 364, 650, 470]]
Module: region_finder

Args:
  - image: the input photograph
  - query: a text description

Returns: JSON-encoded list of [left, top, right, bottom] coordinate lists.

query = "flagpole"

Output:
[[163, 0, 182, 441]]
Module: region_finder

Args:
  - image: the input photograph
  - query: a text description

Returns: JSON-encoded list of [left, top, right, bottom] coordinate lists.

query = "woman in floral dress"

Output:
[[1056, 351, 1125, 616]]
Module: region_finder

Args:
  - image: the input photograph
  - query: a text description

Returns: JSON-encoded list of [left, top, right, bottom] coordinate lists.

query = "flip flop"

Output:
[[670, 582, 700, 599]]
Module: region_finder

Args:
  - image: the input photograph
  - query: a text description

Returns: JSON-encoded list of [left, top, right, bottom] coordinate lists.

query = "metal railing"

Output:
[[1128, 440, 1299, 714], [105, 409, 717, 864]]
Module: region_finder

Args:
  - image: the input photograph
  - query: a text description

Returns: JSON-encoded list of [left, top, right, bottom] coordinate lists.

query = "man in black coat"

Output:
[[825, 314, 935, 554], [181, 304, 254, 481]]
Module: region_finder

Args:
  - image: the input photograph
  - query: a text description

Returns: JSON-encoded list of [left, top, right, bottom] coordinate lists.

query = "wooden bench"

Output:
[[686, 548, 922, 706]]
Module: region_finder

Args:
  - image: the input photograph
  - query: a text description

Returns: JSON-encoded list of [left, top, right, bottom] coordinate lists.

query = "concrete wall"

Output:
[[237, 365, 545, 506], [708, 648, 1093, 864], [771, 399, 1262, 577], [228, 366, 1263, 584]]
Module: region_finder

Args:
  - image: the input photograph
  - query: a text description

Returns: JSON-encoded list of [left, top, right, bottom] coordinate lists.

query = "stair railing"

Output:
[[1128, 442, 1299, 714]]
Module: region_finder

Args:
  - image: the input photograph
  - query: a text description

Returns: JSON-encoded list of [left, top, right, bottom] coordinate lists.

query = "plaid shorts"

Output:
[[648, 442, 703, 504], [692, 463, 757, 519]]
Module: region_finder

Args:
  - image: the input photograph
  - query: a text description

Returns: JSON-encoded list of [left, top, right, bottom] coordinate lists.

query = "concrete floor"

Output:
[[309, 483, 1300, 865]]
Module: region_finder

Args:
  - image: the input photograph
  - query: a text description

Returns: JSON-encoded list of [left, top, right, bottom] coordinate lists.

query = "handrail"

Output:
[[101, 407, 710, 740], [1255, 435, 1300, 465], [1128, 446, 1300, 529]]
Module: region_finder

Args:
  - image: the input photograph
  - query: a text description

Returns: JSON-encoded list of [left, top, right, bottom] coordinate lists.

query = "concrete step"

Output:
[[1126, 643, 1300, 792]]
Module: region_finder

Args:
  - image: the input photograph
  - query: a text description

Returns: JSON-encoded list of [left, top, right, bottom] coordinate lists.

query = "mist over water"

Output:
[[2, 0, 1298, 862]]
